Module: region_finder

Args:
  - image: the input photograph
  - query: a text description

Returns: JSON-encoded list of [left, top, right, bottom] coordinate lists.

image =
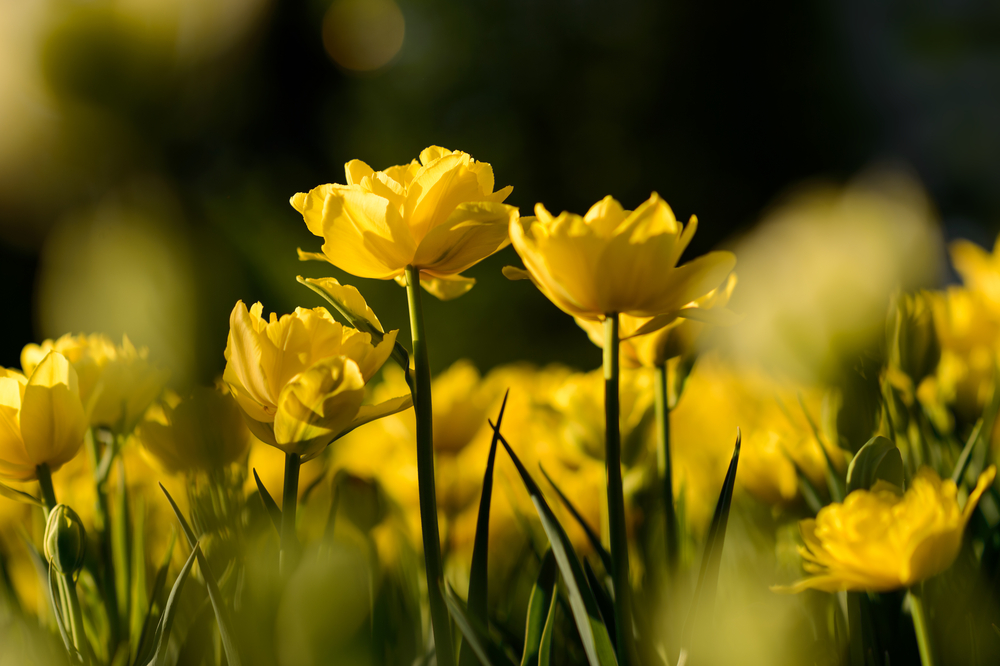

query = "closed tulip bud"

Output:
[[44, 504, 86, 576], [887, 292, 939, 386]]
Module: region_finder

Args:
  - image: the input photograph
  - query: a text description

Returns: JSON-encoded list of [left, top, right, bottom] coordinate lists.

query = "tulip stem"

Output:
[[604, 314, 634, 666], [655, 363, 679, 574], [405, 265, 454, 666], [37, 463, 58, 513], [909, 586, 936, 666], [280, 452, 301, 576]]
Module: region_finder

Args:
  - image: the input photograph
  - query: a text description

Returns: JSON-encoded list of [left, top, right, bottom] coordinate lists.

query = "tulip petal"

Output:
[[274, 357, 366, 458], [319, 189, 414, 278], [405, 153, 488, 242], [345, 159, 374, 186], [675, 306, 742, 326], [20, 352, 85, 472], [297, 276, 385, 333], [290, 184, 343, 237], [637, 251, 737, 317], [414, 201, 515, 276], [302, 394, 414, 462], [297, 248, 330, 263], [421, 274, 477, 301], [223, 302, 276, 419]]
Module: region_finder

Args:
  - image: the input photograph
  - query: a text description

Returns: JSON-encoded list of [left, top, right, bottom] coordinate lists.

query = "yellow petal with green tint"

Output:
[[420, 273, 476, 301], [273, 357, 366, 458], [302, 393, 414, 462], [20, 352, 85, 473], [297, 276, 385, 333], [413, 201, 515, 275]]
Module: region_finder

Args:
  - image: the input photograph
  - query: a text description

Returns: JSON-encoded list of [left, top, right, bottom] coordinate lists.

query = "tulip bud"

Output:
[[887, 291, 939, 384], [44, 504, 86, 576]]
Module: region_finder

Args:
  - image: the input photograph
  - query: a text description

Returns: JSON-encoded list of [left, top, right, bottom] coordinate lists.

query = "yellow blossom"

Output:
[[783, 466, 995, 592], [0, 352, 86, 481], [505, 193, 735, 328], [135, 386, 252, 475], [21, 333, 169, 434], [292, 146, 518, 300], [223, 301, 409, 459]]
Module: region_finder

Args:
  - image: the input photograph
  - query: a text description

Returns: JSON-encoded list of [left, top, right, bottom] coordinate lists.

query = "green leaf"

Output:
[[539, 466, 613, 575], [252, 468, 282, 536], [442, 582, 518, 666], [0, 480, 43, 508], [952, 418, 983, 486], [491, 421, 618, 666], [582, 559, 615, 647], [130, 497, 148, 662], [795, 392, 845, 502], [132, 532, 176, 666], [146, 542, 200, 666], [537, 592, 558, 666], [159, 484, 243, 666], [684, 429, 741, 646], [847, 435, 904, 493], [46, 565, 73, 655], [785, 454, 824, 515], [460, 391, 508, 666], [521, 550, 556, 666]]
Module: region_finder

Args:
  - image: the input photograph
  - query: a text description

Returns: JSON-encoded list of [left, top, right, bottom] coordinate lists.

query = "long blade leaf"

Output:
[[684, 428, 741, 645], [146, 542, 200, 666], [133, 532, 177, 666], [160, 484, 243, 666], [442, 582, 517, 666], [583, 559, 616, 647], [539, 466, 613, 574], [521, 550, 556, 666], [491, 421, 618, 666], [252, 468, 282, 535]]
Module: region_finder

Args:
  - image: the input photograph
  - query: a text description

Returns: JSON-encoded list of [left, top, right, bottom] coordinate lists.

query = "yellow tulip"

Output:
[[951, 235, 1000, 313], [223, 301, 410, 459], [0, 352, 86, 481], [21, 333, 169, 434], [782, 466, 995, 592], [578, 273, 739, 368], [505, 193, 736, 327], [292, 146, 518, 300], [135, 386, 252, 475]]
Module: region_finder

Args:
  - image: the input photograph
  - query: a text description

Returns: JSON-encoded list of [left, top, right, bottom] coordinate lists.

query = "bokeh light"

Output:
[[322, 0, 405, 72]]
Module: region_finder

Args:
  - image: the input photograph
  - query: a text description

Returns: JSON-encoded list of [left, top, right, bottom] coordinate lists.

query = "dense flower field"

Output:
[[2, 147, 999, 666]]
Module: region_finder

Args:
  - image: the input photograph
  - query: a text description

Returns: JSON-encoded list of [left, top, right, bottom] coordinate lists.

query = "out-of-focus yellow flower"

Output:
[[0, 352, 86, 481], [671, 354, 844, 528], [951, 236, 1000, 313], [293, 146, 517, 300], [223, 301, 408, 459], [578, 273, 739, 368], [506, 194, 735, 328], [783, 466, 995, 592], [21, 333, 169, 434], [136, 386, 252, 475]]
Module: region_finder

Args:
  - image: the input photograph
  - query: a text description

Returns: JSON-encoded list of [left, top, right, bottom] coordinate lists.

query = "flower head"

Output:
[[782, 466, 995, 592], [292, 146, 518, 300], [21, 333, 169, 434], [135, 385, 252, 475], [223, 301, 410, 459], [0, 352, 87, 481], [505, 193, 735, 328]]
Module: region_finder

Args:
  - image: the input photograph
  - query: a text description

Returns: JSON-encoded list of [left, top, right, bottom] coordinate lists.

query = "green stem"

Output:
[[909, 587, 935, 666], [37, 463, 58, 513], [280, 452, 301, 576], [405, 265, 454, 666], [91, 429, 120, 654], [604, 314, 633, 666], [654, 363, 679, 574]]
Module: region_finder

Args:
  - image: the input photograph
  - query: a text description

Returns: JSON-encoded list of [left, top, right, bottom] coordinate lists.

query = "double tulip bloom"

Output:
[[223, 302, 410, 459], [785, 466, 995, 592], [505, 193, 736, 331], [293, 146, 518, 300], [0, 352, 86, 481]]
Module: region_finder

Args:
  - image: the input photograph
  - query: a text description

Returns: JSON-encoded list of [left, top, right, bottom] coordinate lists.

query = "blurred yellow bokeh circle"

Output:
[[322, 0, 405, 72]]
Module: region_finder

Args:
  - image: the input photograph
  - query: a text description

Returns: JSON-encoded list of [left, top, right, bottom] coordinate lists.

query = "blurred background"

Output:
[[2, 0, 1000, 384]]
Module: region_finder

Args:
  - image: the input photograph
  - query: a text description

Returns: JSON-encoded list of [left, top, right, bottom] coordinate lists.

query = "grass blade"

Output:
[[132, 532, 177, 666], [490, 420, 618, 666], [539, 466, 613, 575], [952, 418, 984, 485], [460, 391, 509, 666], [0, 480, 43, 508], [442, 582, 517, 666], [129, 497, 148, 661], [252, 468, 282, 535], [146, 542, 200, 666], [583, 559, 616, 647], [847, 435, 904, 493], [47, 565, 73, 655], [160, 484, 243, 666], [537, 593, 559, 666], [521, 550, 556, 666], [684, 428, 741, 646]]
